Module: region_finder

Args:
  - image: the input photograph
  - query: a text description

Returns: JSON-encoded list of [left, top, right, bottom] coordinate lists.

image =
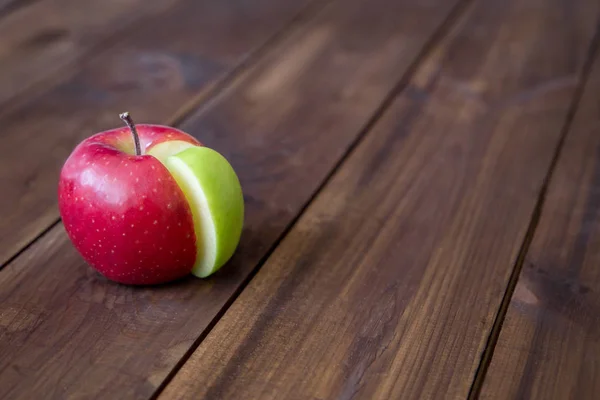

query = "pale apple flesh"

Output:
[[146, 140, 196, 161]]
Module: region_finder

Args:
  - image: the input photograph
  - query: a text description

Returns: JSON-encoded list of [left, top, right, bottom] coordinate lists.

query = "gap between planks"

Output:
[[466, 20, 600, 400], [149, 0, 476, 398], [0, 0, 330, 272]]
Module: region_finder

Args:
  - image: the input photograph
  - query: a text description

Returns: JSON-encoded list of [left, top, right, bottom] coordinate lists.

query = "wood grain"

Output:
[[0, 0, 321, 268], [480, 32, 600, 400], [0, 0, 184, 108], [0, 0, 463, 398], [157, 0, 600, 399]]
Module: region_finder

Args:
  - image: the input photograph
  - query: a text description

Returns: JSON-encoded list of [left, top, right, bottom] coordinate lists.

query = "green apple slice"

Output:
[[163, 147, 244, 278]]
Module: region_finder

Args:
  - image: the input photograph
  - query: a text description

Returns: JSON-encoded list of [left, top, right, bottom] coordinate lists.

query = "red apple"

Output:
[[58, 113, 244, 285]]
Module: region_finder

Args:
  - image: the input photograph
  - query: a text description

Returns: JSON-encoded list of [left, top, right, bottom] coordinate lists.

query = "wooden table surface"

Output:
[[1, 0, 599, 399]]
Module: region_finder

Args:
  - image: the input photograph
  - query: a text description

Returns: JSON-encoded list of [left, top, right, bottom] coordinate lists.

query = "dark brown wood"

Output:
[[480, 37, 600, 400], [157, 0, 600, 399], [0, 0, 320, 268], [0, 0, 186, 108], [0, 0, 463, 398]]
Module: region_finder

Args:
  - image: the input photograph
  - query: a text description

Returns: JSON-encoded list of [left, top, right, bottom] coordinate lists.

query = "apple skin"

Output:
[[58, 124, 201, 285]]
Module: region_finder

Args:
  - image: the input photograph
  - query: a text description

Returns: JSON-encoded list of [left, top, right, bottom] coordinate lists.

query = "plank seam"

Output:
[[0, 219, 61, 270], [0, 0, 331, 272], [148, 0, 476, 398], [466, 19, 600, 400]]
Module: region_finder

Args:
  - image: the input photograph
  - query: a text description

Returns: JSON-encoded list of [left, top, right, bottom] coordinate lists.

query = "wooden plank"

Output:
[[0, 0, 185, 108], [0, 0, 321, 268], [480, 36, 600, 400], [0, 0, 463, 398], [156, 0, 600, 399]]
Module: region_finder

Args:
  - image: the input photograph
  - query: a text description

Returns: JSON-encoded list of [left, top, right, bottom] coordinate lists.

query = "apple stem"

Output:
[[119, 112, 142, 156]]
